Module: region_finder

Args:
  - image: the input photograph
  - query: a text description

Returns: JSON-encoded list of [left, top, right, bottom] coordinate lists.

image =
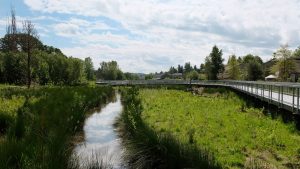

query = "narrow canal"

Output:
[[72, 93, 126, 168]]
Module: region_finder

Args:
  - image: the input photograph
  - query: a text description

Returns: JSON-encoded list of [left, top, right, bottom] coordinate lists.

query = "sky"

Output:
[[1, 0, 300, 73]]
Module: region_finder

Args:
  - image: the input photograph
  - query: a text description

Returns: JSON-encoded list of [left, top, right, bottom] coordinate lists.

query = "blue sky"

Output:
[[1, 0, 300, 73]]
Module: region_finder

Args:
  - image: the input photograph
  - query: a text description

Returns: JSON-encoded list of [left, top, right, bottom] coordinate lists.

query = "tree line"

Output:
[[0, 9, 95, 86], [162, 44, 300, 82]]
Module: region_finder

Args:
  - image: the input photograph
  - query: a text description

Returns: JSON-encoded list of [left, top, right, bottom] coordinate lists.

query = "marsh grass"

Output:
[[116, 87, 220, 169], [138, 88, 300, 168], [69, 150, 114, 169], [0, 86, 114, 169]]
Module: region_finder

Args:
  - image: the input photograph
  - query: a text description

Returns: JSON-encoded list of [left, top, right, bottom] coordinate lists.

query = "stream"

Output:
[[72, 93, 125, 168]]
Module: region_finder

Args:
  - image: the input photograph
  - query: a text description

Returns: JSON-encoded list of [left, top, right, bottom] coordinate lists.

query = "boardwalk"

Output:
[[96, 80, 300, 114]]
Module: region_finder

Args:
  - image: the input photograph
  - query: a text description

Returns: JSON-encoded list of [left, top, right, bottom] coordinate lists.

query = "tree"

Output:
[[205, 45, 224, 80], [2, 8, 18, 52], [239, 54, 264, 80], [292, 46, 300, 58], [21, 20, 39, 88], [186, 70, 199, 80], [271, 45, 295, 81], [242, 54, 263, 65], [2, 52, 27, 84], [168, 66, 177, 74], [145, 74, 154, 80], [177, 65, 183, 73], [184, 62, 193, 73], [84, 57, 95, 80], [247, 60, 263, 81], [97, 61, 123, 80], [226, 55, 241, 80], [199, 64, 205, 73]]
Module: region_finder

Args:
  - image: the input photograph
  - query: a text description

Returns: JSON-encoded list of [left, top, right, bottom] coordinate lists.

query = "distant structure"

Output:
[[265, 75, 277, 81], [170, 73, 183, 79], [153, 73, 163, 80]]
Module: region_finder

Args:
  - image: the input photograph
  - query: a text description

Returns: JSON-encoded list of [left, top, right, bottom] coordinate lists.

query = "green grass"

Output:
[[116, 87, 220, 169], [0, 85, 114, 169], [139, 88, 300, 168]]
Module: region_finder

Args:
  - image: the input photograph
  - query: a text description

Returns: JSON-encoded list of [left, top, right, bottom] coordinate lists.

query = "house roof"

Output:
[[265, 75, 277, 79]]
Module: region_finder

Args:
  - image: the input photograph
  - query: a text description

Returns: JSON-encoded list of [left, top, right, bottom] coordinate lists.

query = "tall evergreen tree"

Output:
[[205, 45, 224, 80]]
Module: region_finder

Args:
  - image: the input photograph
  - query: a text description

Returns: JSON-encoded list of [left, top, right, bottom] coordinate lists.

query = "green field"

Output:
[[138, 88, 300, 168], [0, 85, 114, 169]]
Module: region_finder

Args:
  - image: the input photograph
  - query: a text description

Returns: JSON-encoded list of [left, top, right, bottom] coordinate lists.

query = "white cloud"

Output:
[[23, 0, 300, 72]]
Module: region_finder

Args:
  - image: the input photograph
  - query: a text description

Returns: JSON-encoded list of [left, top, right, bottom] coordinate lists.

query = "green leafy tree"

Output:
[[271, 45, 295, 81], [240, 54, 264, 80], [246, 60, 263, 81], [84, 57, 95, 80], [145, 74, 154, 80], [292, 46, 300, 58], [242, 54, 263, 65], [186, 70, 199, 80], [0, 52, 4, 82], [226, 55, 241, 80], [97, 61, 124, 80], [67, 57, 86, 85], [205, 45, 224, 80], [2, 52, 27, 84]]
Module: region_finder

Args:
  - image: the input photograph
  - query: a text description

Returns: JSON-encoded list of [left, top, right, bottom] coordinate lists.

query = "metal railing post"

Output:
[[297, 88, 299, 114], [262, 85, 264, 98], [278, 86, 280, 107], [292, 87, 295, 113], [270, 85, 273, 102], [281, 86, 283, 106]]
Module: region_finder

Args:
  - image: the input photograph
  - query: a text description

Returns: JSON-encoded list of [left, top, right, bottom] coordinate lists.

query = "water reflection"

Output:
[[73, 93, 125, 168]]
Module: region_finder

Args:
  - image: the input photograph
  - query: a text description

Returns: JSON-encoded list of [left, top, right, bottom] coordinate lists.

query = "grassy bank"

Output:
[[140, 88, 300, 168], [118, 87, 300, 168], [116, 87, 220, 169], [0, 85, 114, 169]]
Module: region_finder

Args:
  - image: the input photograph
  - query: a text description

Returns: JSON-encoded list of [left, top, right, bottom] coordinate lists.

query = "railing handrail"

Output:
[[96, 79, 300, 88]]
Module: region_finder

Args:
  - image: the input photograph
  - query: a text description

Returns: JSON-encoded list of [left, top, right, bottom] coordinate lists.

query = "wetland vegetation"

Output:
[[117, 87, 300, 169], [0, 85, 114, 169]]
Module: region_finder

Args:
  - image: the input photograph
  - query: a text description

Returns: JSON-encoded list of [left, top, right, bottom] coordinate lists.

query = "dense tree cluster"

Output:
[[161, 44, 300, 82], [0, 49, 94, 85], [0, 9, 96, 86], [96, 61, 139, 80]]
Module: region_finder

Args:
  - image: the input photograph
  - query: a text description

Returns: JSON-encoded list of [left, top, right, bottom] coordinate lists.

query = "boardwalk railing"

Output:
[[96, 80, 300, 114]]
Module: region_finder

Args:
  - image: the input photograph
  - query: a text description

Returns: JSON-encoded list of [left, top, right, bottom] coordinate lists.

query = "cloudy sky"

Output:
[[1, 0, 300, 73]]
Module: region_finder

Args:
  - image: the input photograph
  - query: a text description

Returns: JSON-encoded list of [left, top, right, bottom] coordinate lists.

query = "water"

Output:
[[72, 94, 125, 169]]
